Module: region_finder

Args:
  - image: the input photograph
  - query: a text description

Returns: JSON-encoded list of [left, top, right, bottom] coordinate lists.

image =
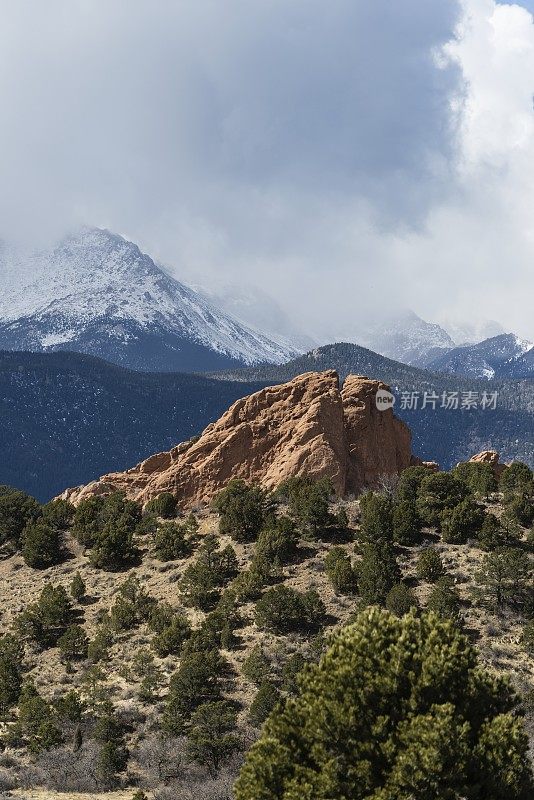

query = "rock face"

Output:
[[466, 450, 507, 479], [61, 371, 417, 508]]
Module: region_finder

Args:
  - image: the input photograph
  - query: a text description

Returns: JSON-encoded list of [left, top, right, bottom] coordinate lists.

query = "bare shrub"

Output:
[[0, 769, 16, 792], [154, 769, 236, 800], [134, 734, 188, 786], [20, 742, 102, 792]]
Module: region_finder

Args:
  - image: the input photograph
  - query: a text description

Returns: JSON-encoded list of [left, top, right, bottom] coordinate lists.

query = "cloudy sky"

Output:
[[1, 0, 534, 341]]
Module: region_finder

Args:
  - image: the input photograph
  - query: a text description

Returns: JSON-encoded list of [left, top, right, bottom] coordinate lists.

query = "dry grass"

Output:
[[0, 496, 532, 797]]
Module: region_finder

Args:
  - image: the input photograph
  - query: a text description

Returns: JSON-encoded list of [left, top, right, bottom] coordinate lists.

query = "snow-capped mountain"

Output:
[[356, 310, 456, 367], [0, 228, 300, 372], [192, 281, 317, 353], [428, 333, 534, 379]]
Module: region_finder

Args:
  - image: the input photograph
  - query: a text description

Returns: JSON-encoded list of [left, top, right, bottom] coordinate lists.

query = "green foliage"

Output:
[[242, 645, 272, 686], [53, 689, 85, 723], [395, 466, 430, 504], [21, 519, 62, 568], [235, 608, 534, 800], [17, 682, 63, 754], [500, 462, 533, 493], [187, 700, 239, 774], [473, 548, 532, 612], [89, 522, 137, 570], [72, 493, 141, 570], [416, 472, 469, 526], [324, 547, 357, 594], [248, 680, 280, 727], [164, 650, 225, 734], [254, 586, 325, 633], [183, 600, 240, 656], [281, 652, 307, 695], [132, 648, 163, 702], [0, 486, 41, 546], [87, 626, 113, 663], [427, 576, 462, 623], [58, 625, 88, 661], [151, 613, 191, 657], [277, 477, 334, 538], [254, 516, 298, 567], [70, 571, 86, 602], [152, 519, 193, 561], [0, 634, 23, 717], [358, 492, 393, 544], [477, 513, 510, 551], [17, 583, 73, 647], [336, 506, 349, 530], [416, 548, 444, 582], [181, 536, 238, 609], [94, 702, 128, 785], [453, 462, 498, 497], [144, 492, 178, 519], [357, 541, 401, 605], [41, 498, 74, 530], [392, 499, 421, 545], [503, 493, 534, 527], [213, 479, 268, 542], [109, 576, 155, 631], [230, 567, 265, 601], [440, 499, 485, 544], [385, 582, 417, 616]]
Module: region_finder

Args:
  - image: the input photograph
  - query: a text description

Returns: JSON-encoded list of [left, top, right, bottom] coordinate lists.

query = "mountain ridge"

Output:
[[428, 332, 534, 379], [0, 228, 299, 372]]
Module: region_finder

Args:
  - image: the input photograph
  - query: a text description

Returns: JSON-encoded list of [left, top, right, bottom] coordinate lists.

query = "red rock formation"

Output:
[[60, 371, 419, 508], [465, 450, 507, 479], [342, 376, 412, 491]]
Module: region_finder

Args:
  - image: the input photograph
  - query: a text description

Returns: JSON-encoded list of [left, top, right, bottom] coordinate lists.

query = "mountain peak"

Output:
[[0, 228, 299, 371]]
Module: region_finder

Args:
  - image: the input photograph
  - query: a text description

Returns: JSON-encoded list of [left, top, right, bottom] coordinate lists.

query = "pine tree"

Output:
[[357, 541, 401, 605], [392, 499, 421, 545], [0, 634, 23, 717], [416, 473, 469, 526], [21, 519, 62, 568], [248, 680, 280, 727], [70, 572, 86, 602], [213, 479, 268, 542], [358, 492, 394, 544], [235, 608, 534, 800], [416, 548, 444, 582], [186, 700, 239, 775]]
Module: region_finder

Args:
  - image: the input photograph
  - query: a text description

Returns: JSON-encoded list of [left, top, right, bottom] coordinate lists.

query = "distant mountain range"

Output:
[[3, 345, 534, 502], [351, 310, 456, 367], [0, 228, 298, 372], [2, 226, 532, 380], [427, 333, 534, 379]]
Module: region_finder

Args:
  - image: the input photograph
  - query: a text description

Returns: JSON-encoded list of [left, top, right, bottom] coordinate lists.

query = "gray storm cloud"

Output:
[[1, 0, 534, 340]]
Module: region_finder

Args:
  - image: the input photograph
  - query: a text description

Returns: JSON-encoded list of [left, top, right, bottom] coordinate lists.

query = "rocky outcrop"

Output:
[[61, 371, 418, 508], [342, 376, 413, 489], [465, 450, 507, 479]]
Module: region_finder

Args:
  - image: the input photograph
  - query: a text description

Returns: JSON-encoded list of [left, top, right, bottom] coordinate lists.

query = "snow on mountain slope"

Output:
[[356, 310, 456, 366], [0, 228, 299, 372], [428, 333, 534, 379]]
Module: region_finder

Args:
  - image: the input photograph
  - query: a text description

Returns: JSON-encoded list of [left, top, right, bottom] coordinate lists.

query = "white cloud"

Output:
[[1, 1, 534, 342]]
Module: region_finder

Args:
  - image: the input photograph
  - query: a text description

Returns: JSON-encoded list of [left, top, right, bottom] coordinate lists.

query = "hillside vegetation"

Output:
[[0, 463, 532, 799]]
